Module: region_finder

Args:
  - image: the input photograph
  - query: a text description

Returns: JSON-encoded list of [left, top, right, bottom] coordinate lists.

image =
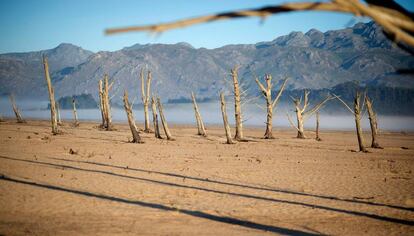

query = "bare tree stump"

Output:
[[56, 101, 63, 126], [151, 97, 162, 139], [291, 90, 333, 139], [9, 94, 25, 123], [334, 92, 368, 153], [157, 97, 174, 140], [365, 95, 382, 148], [141, 68, 152, 133], [191, 92, 207, 136], [72, 97, 80, 127], [123, 91, 144, 143], [354, 92, 367, 152], [315, 111, 322, 141], [255, 75, 289, 139], [103, 74, 114, 130], [231, 66, 244, 141], [220, 93, 235, 144], [98, 80, 106, 128], [42, 56, 59, 134]]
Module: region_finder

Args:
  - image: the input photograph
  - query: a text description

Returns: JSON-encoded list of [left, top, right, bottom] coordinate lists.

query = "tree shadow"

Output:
[[0, 155, 413, 227], [0, 174, 319, 236], [47, 156, 414, 212]]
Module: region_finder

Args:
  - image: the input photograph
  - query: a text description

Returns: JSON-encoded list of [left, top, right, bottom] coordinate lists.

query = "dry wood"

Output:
[[157, 97, 174, 140], [365, 95, 381, 148], [9, 94, 25, 123], [315, 111, 322, 141], [98, 80, 106, 128], [151, 97, 162, 139], [291, 90, 333, 139], [103, 74, 114, 130], [140, 68, 152, 133], [334, 93, 368, 152], [231, 66, 244, 140], [255, 75, 289, 139], [72, 97, 80, 127], [354, 92, 367, 152], [123, 90, 144, 143], [56, 102, 63, 126], [42, 56, 59, 134], [106, 1, 414, 48], [191, 92, 207, 136], [220, 92, 235, 144]]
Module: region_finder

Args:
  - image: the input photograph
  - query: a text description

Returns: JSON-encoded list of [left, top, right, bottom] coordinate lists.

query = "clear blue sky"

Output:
[[1, 0, 413, 53]]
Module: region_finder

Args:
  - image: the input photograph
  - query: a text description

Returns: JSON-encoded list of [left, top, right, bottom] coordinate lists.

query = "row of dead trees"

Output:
[[30, 59, 381, 152], [100, 68, 175, 143], [1, 56, 81, 132], [218, 66, 381, 152]]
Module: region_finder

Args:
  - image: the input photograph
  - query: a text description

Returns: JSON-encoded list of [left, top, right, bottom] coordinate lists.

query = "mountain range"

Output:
[[0, 21, 413, 105]]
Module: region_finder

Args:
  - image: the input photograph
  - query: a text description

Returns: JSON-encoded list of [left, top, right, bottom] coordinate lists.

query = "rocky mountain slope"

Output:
[[0, 22, 413, 104]]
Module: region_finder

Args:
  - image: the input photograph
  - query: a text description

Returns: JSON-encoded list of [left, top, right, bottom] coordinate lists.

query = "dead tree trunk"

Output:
[[220, 92, 235, 144], [334, 92, 367, 152], [140, 69, 152, 133], [56, 101, 63, 126], [72, 97, 79, 127], [290, 90, 333, 139], [9, 94, 25, 123], [255, 75, 289, 139], [42, 56, 59, 134], [191, 92, 207, 136], [157, 97, 174, 140], [294, 99, 306, 138], [103, 74, 114, 130], [365, 95, 381, 148], [98, 80, 106, 128], [151, 97, 162, 139], [231, 66, 244, 140], [315, 111, 322, 141], [354, 93, 367, 152], [123, 91, 144, 143]]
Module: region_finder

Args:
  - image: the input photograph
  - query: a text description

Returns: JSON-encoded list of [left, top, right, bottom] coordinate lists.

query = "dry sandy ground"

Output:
[[0, 119, 413, 235]]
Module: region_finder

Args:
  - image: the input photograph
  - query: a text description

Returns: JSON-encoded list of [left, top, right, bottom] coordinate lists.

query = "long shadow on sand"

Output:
[[0, 155, 413, 227], [0, 174, 319, 236], [47, 156, 414, 212]]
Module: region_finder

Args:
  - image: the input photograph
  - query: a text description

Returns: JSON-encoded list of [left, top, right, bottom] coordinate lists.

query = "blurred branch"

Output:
[[105, 0, 414, 47]]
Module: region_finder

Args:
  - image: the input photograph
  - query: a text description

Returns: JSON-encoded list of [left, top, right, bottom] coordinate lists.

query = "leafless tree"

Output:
[[42, 56, 59, 134], [255, 75, 289, 139], [99, 74, 115, 131], [72, 97, 80, 127], [151, 97, 162, 139], [123, 90, 144, 143], [157, 97, 175, 140], [9, 94, 25, 123], [365, 95, 382, 148], [191, 92, 207, 136], [315, 111, 322, 141], [140, 68, 152, 133], [220, 92, 235, 144], [288, 90, 333, 139], [98, 80, 105, 128], [56, 101, 63, 126], [230, 66, 244, 140], [334, 92, 368, 152]]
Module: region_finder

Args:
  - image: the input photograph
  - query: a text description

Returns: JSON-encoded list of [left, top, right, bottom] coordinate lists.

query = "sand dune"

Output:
[[0, 120, 413, 235]]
